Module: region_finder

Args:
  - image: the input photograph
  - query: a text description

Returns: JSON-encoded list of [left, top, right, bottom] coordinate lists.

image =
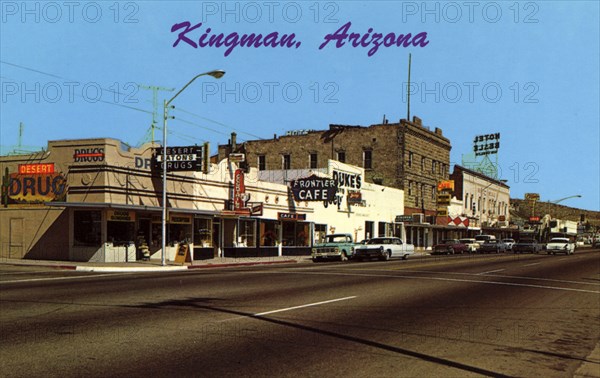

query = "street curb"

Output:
[[187, 259, 298, 269], [75, 266, 189, 273]]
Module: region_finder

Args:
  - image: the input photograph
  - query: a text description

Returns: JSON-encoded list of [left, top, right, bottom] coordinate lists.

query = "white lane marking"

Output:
[[256, 271, 600, 294], [523, 262, 541, 267], [353, 268, 600, 287], [477, 269, 506, 275], [254, 296, 356, 316], [0, 273, 135, 284]]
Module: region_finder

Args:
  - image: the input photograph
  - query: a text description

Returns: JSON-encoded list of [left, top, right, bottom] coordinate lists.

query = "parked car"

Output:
[[311, 234, 358, 262], [475, 234, 496, 244], [477, 239, 507, 253], [432, 239, 468, 255], [459, 238, 480, 253], [546, 238, 576, 255], [353, 237, 415, 261], [502, 238, 516, 251], [513, 238, 543, 254]]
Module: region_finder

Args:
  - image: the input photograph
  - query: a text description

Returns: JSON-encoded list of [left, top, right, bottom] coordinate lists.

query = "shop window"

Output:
[[281, 221, 310, 246], [259, 220, 280, 247], [74, 210, 101, 246], [309, 153, 318, 169], [237, 218, 256, 247], [365, 221, 374, 240], [194, 218, 213, 247], [378, 222, 387, 237], [258, 155, 266, 171], [107, 221, 134, 245]]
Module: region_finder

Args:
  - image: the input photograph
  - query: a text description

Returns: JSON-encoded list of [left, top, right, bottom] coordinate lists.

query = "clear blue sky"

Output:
[[1, 1, 599, 211]]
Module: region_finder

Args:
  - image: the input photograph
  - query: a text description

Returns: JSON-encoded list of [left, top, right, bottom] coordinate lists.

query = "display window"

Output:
[[74, 210, 101, 246]]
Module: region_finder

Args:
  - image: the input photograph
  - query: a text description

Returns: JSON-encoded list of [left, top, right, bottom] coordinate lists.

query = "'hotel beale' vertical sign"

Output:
[[153, 146, 203, 172]]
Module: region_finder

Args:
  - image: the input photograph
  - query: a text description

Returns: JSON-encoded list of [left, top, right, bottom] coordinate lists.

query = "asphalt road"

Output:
[[1, 249, 599, 377]]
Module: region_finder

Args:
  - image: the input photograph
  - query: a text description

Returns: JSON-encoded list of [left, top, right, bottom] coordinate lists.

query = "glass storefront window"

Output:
[[259, 220, 279, 247], [238, 219, 256, 247], [107, 221, 134, 245], [282, 221, 311, 246], [314, 224, 327, 244], [74, 210, 101, 246], [194, 218, 213, 247]]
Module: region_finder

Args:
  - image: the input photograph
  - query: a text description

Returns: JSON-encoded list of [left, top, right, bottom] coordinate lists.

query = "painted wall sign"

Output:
[[290, 174, 337, 202], [7, 172, 67, 203], [73, 148, 105, 162], [332, 170, 362, 189], [18, 163, 55, 175], [395, 215, 414, 223], [169, 214, 192, 224], [153, 145, 203, 172]]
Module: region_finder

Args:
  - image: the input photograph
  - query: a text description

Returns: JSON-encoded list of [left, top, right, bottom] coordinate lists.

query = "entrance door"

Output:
[[212, 221, 221, 258]]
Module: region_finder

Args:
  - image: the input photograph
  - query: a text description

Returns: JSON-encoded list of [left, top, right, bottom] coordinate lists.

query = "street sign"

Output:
[[153, 146, 203, 172], [395, 215, 414, 223]]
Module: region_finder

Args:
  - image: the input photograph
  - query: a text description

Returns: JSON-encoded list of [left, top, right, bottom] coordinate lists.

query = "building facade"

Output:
[[449, 165, 512, 237], [1, 138, 406, 261]]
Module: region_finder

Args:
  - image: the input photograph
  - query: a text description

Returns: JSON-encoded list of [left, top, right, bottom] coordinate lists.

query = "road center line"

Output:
[[0, 273, 134, 284], [477, 268, 506, 275], [523, 262, 541, 267], [254, 296, 357, 316]]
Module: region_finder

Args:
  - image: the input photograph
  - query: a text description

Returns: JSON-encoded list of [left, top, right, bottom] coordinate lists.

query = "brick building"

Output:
[[219, 116, 451, 221]]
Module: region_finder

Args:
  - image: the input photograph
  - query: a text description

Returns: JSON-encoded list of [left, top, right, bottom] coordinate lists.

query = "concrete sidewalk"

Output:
[[0, 252, 431, 273], [0, 256, 309, 272]]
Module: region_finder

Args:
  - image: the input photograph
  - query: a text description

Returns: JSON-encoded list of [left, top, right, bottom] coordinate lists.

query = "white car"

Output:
[[502, 238, 516, 251], [459, 238, 480, 253], [353, 237, 415, 261], [546, 238, 576, 255]]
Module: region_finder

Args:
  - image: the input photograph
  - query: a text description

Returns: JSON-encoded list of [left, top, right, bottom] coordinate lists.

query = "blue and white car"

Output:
[[546, 238, 575, 255]]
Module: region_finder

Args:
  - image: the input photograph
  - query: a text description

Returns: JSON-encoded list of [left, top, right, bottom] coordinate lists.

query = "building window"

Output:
[[258, 155, 266, 171], [337, 151, 346, 163], [363, 150, 372, 169], [74, 210, 101, 246], [432, 161, 436, 174], [408, 152, 413, 167], [408, 181, 413, 196], [309, 153, 318, 169], [421, 157, 426, 171], [259, 220, 279, 247], [283, 154, 291, 170], [431, 185, 436, 200], [237, 219, 257, 247]]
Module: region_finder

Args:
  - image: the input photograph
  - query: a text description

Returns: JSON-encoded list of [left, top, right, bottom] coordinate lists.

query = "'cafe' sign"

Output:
[[290, 175, 337, 202]]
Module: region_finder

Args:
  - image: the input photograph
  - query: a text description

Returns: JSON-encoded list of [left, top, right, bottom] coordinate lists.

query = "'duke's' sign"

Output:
[[290, 174, 337, 202]]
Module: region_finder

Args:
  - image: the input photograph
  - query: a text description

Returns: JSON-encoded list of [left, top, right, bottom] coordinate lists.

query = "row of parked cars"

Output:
[[432, 235, 577, 255]]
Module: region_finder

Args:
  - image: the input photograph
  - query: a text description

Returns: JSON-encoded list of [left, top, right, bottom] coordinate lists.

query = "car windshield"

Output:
[[519, 239, 535, 243], [459, 239, 474, 243], [484, 240, 497, 244], [325, 235, 349, 243], [549, 238, 569, 243], [367, 238, 391, 245]]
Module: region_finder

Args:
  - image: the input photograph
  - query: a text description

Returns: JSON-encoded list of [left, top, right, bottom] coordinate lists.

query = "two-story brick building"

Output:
[[219, 116, 451, 249]]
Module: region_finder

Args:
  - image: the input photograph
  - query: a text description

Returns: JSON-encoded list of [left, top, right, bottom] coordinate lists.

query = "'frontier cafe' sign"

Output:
[[290, 175, 337, 202]]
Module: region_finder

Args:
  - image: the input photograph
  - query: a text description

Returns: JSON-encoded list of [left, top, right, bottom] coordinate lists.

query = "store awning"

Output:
[[44, 202, 218, 216]]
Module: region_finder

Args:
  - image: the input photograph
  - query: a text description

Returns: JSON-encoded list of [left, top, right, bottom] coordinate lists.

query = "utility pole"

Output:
[[137, 84, 174, 145]]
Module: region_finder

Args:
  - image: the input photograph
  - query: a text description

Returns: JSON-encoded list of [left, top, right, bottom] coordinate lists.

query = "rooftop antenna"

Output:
[[137, 84, 174, 145]]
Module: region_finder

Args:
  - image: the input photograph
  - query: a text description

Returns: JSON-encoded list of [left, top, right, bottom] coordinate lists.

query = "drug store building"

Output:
[[0, 138, 404, 262]]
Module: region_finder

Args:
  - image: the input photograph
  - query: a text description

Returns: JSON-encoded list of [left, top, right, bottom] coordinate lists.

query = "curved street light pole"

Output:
[[161, 70, 226, 266], [549, 194, 582, 204]]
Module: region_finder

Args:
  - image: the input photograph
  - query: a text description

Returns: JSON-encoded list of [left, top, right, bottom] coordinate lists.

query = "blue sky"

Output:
[[1, 1, 599, 210]]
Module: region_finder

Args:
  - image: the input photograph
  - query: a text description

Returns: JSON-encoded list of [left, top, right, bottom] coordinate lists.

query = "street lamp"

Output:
[[161, 69, 225, 266], [549, 195, 582, 204]]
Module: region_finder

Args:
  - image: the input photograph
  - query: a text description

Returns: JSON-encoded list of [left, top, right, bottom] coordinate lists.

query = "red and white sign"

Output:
[[18, 163, 55, 175], [448, 216, 470, 228], [233, 169, 245, 210]]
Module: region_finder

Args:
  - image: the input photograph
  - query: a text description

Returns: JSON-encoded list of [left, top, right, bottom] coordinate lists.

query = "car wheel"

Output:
[[381, 251, 390, 261], [312, 258, 320, 263], [340, 252, 348, 261], [402, 254, 409, 260]]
